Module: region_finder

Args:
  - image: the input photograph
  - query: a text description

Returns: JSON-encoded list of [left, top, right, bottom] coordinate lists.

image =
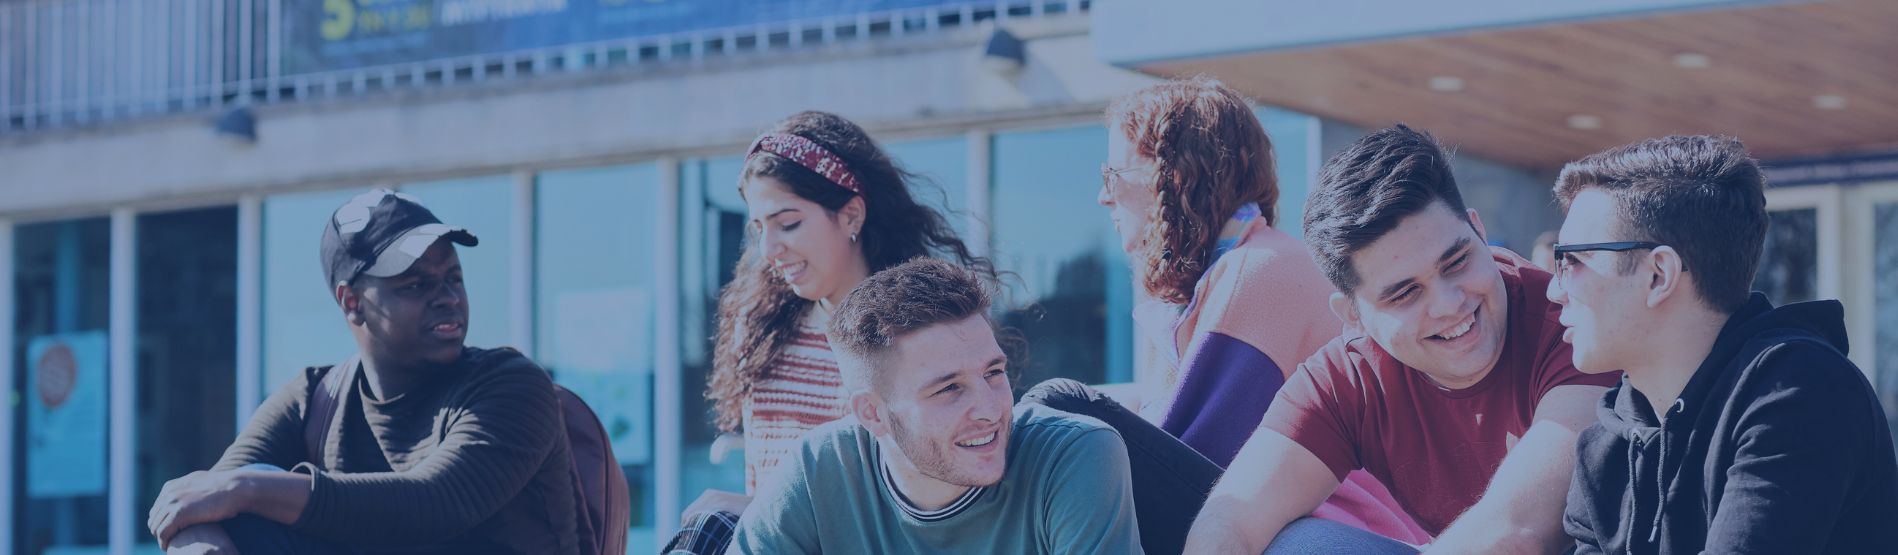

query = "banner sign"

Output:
[[289, 0, 972, 73]]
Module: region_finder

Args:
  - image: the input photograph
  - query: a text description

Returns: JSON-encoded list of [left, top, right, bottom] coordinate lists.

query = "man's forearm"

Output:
[[1184, 430, 1343, 553], [236, 469, 313, 526], [1425, 498, 1570, 554], [1427, 386, 1602, 555], [1182, 502, 1274, 554]]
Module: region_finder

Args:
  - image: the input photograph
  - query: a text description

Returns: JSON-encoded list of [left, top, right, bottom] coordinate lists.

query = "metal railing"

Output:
[[0, 0, 1089, 135]]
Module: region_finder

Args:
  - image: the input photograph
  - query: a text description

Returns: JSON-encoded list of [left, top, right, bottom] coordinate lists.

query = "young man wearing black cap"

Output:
[[147, 189, 584, 554]]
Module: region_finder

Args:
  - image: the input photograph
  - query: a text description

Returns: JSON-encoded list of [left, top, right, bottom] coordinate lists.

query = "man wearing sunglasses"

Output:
[[1548, 135, 1898, 553]]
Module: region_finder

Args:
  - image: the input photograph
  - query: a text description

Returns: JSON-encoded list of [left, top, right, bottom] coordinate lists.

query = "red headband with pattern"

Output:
[[746, 133, 863, 194]]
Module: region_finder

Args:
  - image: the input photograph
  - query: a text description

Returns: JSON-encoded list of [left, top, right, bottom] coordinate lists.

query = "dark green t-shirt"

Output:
[[729, 404, 1143, 554]]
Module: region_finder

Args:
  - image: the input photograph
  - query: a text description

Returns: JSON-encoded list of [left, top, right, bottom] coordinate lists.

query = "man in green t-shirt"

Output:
[[727, 258, 1144, 554]]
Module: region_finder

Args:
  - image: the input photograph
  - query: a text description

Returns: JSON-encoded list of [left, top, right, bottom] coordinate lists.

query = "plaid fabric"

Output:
[[663, 511, 740, 555]]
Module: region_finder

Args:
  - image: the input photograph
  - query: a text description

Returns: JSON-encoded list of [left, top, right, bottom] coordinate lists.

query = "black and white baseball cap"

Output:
[[320, 188, 478, 290]]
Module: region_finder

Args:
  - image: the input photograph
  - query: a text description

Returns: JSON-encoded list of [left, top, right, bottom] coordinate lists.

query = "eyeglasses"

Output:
[[1550, 241, 1664, 287], [1100, 163, 1151, 200]]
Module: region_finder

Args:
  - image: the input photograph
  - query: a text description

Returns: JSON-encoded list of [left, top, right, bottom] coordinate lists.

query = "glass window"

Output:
[[133, 207, 238, 549], [886, 137, 969, 237], [990, 125, 1135, 386], [399, 176, 517, 350], [1755, 208, 1819, 304], [1258, 106, 1317, 238], [261, 189, 359, 395], [1876, 202, 1898, 453], [12, 217, 112, 555], [677, 156, 749, 515], [535, 164, 662, 550]]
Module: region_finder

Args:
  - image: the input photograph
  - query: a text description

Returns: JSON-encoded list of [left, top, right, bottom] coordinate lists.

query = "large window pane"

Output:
[[991, 125, 1135, 386], [886, 137, 969, 237], [1755, 208, 1819, 303], [134, 207, 238, 548], [261, 189, 359, 395], [536, 164, 662, 551], [400, 176, 517, 350], [13, 218, 111, 555], [1258, 106, 1317, 238], [1876, 202, 1898, 453], [677, 156, 749, 514]]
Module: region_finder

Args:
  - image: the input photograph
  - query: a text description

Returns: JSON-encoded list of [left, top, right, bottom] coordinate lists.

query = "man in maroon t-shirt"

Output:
[[1184, 125, 1619, 554]]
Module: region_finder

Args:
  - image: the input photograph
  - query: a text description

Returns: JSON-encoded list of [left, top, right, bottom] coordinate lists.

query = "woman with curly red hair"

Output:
[[1023, 77, 1430, 552]]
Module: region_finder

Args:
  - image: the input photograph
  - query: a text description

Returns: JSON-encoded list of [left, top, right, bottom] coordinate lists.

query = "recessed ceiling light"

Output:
[[1672, 53, 1711, 69], [1428, 76, 1465, 92], [1813, 94, 1847, 110], [1567, 114, 1603, 130]]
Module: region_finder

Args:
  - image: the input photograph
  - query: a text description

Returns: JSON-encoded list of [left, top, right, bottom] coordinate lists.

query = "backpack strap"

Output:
[[303, 354, 359, 466]]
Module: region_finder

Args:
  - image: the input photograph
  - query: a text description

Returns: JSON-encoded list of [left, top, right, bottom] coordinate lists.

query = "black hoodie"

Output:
[[1565, 294, 1898, 554]]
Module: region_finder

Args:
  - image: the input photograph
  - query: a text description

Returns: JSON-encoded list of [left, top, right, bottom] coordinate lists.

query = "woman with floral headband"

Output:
[[664, 111, 992, 554]]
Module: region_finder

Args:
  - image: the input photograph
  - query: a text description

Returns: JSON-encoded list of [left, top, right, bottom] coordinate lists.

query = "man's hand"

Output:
[[683, 489, 753, 521], [166, 523, 240, 555], [149, 470, 249, 550]]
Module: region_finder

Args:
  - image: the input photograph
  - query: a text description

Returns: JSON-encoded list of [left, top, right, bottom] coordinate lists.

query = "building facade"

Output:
[[3, 1, 1893, 554]]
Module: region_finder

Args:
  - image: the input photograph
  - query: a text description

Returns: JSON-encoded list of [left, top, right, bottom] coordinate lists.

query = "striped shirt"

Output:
[[877, 447, 988, 522], [742, 311, 852, 494]]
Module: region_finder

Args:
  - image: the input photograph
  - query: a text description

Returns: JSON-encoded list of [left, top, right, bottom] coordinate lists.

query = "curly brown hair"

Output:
[[707, 111, 993, 432], [1106, 77, 1280, 304]]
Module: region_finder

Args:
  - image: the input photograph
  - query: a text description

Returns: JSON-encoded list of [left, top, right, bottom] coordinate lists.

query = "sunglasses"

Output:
[[1550, 241, 1667, 285]]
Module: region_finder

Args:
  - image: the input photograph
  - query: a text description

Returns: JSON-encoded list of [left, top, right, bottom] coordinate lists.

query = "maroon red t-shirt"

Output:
[[1260, 250, 1619, 536]]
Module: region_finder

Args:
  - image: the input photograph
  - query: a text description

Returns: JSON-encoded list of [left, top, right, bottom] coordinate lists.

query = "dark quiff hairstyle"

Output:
[[1302, 124, 1470, 294], [1553, 135, 1767, 313]]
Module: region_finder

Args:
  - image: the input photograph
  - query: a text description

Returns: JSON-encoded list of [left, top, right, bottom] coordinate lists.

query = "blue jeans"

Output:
[[1263, 517, 1418, 555], [1267, 516, 1419, 551]]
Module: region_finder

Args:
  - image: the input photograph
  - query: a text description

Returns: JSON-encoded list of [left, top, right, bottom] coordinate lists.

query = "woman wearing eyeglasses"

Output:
[[1022, 77, 1430, 553]]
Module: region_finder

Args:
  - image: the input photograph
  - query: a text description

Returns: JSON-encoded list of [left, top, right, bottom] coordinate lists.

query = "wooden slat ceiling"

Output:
[[1136, 0, 1898, 169]]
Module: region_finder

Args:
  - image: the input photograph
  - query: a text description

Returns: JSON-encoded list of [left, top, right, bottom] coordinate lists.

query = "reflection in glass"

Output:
[[678, 156, 750, 513], [134, 207, 238, 547], [991, 125, 1134, 387], [536, 164, 662, 549], [261, 189, 360, 394], [1258, 106, 1317, 238], [13, 218, 112, 555], [886, 137, 970, 237], [1754, 208, 1818, 303], [1876, 202, 1898, 454]]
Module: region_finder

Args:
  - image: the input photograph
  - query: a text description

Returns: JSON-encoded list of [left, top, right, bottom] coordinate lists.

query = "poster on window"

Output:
[[26, 331, 109, 498], [551, 288, 653, 464]]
